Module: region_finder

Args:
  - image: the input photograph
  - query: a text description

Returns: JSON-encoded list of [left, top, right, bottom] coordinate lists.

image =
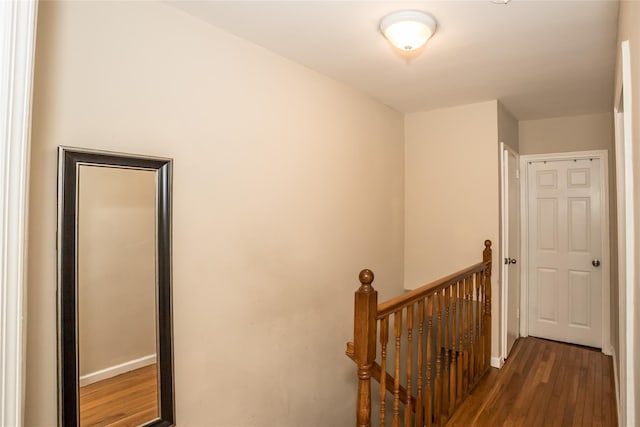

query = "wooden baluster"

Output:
[[474, 273, 481, 373], [482, 270, 488, 372], [469, 275, 478, 386], [483, 240, 492, 373], [475, 273, 482, 381], [442, 288, 450, 417], [415, 300, 425, 427], [456, 280, 463, 403], [425, 295, 433, 427], [469, 277, 478, 387], [459, 278, 465, 393], [380, 317, 389, 427], [463, 276, 470, 392], [469, 275, 476, 384], [405, 305, 413, 427], [434, 290, 442, 424], [448, 284, 457, 413], [392, 310, 403, 427], [354, 269, 378, 427], [479, 272, 486, 370]]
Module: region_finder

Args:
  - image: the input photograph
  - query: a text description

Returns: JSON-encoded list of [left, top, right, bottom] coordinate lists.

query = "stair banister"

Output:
[[347, 240, 493, 427]]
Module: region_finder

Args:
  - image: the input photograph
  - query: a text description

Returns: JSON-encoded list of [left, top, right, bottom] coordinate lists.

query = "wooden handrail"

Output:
[[347, 240, 492, 427], [377, 262, 488, 318]]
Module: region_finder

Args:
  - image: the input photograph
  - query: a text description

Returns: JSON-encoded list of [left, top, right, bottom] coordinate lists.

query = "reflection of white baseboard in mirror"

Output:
[[79, 354, 156, 387]]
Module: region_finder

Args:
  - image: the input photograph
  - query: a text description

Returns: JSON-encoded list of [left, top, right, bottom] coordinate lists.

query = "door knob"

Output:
[[510, 258, 517, 264], [592, 259, 601, 267]]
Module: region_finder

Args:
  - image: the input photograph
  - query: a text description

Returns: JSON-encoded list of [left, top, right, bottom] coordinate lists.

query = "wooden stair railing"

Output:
[[346, 240, 492, 427]]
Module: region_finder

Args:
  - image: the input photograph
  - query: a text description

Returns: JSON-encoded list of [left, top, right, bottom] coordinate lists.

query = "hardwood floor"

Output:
[[80, 364, 158, 427], [445, 337, 617, 426]]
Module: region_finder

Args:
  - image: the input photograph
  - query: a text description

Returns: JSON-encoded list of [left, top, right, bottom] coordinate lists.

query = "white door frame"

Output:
[[519, 150, 611, 355], [499, 142, 519, 363], [0, 1, 37, 425], [613, 39, 634, 427]]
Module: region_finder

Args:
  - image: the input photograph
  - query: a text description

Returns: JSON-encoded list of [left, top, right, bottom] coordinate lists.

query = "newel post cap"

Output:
[[359, 269, 374, 286]]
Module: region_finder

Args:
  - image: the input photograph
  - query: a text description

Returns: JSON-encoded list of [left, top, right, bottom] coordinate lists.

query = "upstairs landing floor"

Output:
[[445, 337, 617, 426]]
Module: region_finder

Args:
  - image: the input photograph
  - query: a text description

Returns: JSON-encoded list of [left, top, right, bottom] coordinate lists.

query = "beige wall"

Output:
[[519, 112, 613, 155], [77, 166, 156, 376], [616, 1, 640, 424], [404, 100, 500, 357], [26, 2, 405, 425], [497, 101, 519, 152]]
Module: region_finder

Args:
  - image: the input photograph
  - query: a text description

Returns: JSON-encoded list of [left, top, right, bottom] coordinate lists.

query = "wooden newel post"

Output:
[[482, 240, 492, 370], [354, 269, 378, 427]]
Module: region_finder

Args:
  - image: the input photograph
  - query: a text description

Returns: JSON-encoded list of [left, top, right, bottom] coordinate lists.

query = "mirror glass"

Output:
[[77, 166, 158, 426], [57, 147, 174, 427]]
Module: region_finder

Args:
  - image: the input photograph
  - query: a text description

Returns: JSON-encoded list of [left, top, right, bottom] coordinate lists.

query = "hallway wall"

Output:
[[498, 101, 519, 152], [519, 112, 614, 155], [26, 2, 405, 425]]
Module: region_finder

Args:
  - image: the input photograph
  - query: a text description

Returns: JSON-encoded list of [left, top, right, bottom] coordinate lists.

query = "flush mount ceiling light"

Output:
[[379, 10, 437, 51]]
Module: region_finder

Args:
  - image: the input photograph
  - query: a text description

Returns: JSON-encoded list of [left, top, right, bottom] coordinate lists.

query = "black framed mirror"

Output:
[[57, 147, 174, 427]]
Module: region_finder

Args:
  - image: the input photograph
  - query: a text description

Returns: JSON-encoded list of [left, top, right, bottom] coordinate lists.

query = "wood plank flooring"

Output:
[[445, 337, 617, 426], [79, 364, 158, 427]]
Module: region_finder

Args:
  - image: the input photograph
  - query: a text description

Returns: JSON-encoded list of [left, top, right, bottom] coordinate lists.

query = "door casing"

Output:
[[613, 39, 634, 427], [0, 1, 37, 426], [519, 150, 612, 355]]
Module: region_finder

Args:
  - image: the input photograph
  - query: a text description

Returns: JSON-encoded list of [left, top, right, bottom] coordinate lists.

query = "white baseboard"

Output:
[[79, 354, 156, 387], [611, 348, 621, 426], [490, 356, 504, 369], [603, 344, 614, 357]]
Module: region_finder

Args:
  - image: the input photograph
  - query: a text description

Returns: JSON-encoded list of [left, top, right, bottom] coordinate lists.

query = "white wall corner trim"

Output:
[[0, 1, 37, 425]]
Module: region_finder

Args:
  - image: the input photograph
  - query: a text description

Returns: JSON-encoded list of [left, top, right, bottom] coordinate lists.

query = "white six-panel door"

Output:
[[527, 158, 602, 348], [505, 150, 520, 357], [502, 146, 520, 359]]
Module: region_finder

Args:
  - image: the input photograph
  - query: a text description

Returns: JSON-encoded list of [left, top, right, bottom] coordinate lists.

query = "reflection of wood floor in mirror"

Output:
[[79, 364, 158, 427]]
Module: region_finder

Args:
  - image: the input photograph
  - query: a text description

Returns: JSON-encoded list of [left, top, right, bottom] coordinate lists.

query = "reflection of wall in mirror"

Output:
[[77, 166, 157, 383]]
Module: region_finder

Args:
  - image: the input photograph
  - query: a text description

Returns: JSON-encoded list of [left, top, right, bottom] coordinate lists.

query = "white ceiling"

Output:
[[168, 1, 619, 120]]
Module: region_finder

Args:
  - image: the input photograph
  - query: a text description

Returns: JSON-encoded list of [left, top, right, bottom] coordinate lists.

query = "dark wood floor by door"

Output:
[[445, 337, 617, 426], [79, 364, 158, 427]]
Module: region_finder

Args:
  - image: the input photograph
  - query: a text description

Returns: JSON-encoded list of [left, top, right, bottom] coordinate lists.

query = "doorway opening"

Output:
[[519, 151, 611, 353]]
